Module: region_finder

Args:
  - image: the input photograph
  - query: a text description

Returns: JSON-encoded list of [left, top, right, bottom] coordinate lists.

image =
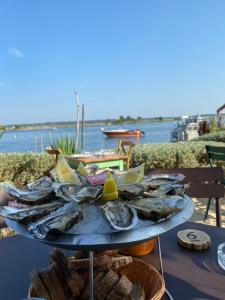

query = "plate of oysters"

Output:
[[1, 154, 194, 249]]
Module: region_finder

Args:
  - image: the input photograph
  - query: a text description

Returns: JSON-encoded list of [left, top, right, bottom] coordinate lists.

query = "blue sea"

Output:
[[0, 121, 175, 153]]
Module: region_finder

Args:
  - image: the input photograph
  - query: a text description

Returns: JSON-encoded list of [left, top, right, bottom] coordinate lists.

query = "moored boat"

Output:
[[101, 128, 144, 138]]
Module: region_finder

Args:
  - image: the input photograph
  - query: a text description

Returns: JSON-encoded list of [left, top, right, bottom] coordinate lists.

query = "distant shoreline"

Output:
[[2, 114, 218, 132], [3, 118, 178, 132]]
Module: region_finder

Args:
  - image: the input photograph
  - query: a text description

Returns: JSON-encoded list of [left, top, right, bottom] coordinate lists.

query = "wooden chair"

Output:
[[46, 147, 60, 161], [204, 145, 225, 221], [145, 167, 224, 227], [117, 140, 135, 170]]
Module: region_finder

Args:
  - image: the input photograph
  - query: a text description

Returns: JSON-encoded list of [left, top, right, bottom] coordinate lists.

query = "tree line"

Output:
[[113, 115, 166, 124]]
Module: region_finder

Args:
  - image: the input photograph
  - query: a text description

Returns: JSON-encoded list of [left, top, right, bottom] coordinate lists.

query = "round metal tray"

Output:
[[6, 195, 194, 251]]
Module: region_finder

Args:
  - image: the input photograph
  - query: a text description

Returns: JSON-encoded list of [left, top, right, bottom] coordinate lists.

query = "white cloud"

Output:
[[7, 47, 23, 58]]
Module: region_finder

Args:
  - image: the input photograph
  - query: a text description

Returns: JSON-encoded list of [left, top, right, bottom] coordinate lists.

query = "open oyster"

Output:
[[26, 176, 53, 190], [27, 202, 83, 239], [0, 201, 64, 222], [54, 184, 102, 203], [2, 185, 54, 204], [143, 173, 185, 189], [144, 183, 189, 198], [76, 173, 88, 185], [131, 196, 183, 222], [117, 184, 145, 200], [103, 201, 138, 231]]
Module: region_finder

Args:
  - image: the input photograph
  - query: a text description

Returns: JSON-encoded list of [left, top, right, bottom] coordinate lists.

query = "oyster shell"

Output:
[[131, 196, 183, 222], [54, 183, 82, 201], [117, 184, 145, 200], [103, 201, 138, 231], [144, 183, 189, 198], [0, 201, 64, 222], [27, 202, 83, 239], [26, 176, 53, 190], [54, 184, 102, 203], [76, 173, 88, 185], [2, 185, 54, 204], [86, 164, 99, 174], [143, 173, 185, 189]]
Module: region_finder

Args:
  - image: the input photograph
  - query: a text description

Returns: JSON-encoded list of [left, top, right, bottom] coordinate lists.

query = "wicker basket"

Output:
[[117, 258, 165, 299], [28, 258, 165, 300]]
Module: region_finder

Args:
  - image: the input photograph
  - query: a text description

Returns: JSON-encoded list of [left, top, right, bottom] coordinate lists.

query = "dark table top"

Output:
[[0, 222, 224, 300]]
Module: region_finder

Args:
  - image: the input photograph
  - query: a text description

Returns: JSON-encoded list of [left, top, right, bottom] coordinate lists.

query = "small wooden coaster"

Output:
[[177, 229, 211, 250]]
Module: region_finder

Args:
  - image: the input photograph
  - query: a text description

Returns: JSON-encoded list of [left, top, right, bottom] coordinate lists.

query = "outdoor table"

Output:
[[66, 154, 126, 171], [0, 222, 224, 300]]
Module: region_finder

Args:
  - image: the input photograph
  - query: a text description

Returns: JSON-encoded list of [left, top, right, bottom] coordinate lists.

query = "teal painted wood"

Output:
[[205, 145, 225, 154], [208, 152, 225, 163], [87, 159, 124, 171], [67, 157, 124, 171], [206, 145, 225, 166]]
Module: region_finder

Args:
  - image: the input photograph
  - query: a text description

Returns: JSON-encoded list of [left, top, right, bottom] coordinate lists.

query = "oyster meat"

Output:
[[143, 173, 185, 189], [0, 201, 64, 222], [54, 184, 83, 201], [131, 196, 183, 222], [103, 201, 138, 231], [26, 176, 53, 190], [75, 186, 102, 203], [144, 183, 189, 198], [117, 184, 145, 200], [2, 185, 54, 204], [28, 202, 83, 239], [54, 184, 102, 203]]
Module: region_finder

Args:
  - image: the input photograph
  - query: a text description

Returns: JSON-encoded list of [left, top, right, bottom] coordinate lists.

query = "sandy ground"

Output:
[[190, 197, 225, 227]]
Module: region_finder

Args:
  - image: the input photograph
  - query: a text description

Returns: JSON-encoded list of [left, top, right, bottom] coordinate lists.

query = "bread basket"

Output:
[[28, 258, 165, 300]]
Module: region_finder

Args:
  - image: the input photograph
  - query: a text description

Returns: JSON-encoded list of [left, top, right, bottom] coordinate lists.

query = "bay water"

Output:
[[0, 121, 175, 153]]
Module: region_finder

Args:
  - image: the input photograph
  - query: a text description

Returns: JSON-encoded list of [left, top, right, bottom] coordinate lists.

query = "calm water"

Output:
[[0, 121, 175, 153]]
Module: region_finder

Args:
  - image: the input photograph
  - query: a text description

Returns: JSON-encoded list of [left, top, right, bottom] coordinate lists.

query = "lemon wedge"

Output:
[[103, 171, 118, 201], [116, 163, 145, 184], [55, 153, 81, 184]]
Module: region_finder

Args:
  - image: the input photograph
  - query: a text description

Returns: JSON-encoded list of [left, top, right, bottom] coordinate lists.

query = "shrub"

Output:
[[193, 130, 225, 142], [131, 141, 225, 169], [0, 153, 54, 187]]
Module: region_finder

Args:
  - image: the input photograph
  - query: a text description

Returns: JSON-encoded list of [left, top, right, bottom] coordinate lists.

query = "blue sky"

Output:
[[1, 1, 225, 124]]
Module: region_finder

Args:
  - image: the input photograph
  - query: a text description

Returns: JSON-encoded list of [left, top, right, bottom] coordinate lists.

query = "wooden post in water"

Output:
[[74, 91, 80, 150], [81, 104, 85, 150], [34, 136, 37, 153], [40, 134, 44, 153]]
